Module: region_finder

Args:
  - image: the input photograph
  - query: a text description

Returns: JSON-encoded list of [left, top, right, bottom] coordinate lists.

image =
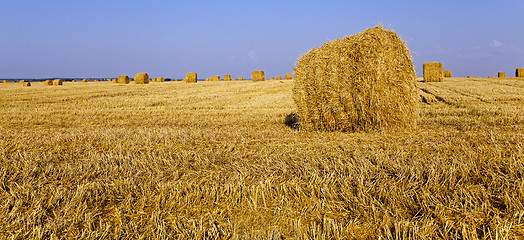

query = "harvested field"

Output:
[[0, 79, 523, 239]]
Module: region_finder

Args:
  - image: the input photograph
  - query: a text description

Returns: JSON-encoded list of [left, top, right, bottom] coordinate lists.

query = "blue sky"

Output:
[[1, 0, 523, 79]]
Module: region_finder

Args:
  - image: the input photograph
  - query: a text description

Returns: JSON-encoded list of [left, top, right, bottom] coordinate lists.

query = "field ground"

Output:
[[0, 78, 523, 239]]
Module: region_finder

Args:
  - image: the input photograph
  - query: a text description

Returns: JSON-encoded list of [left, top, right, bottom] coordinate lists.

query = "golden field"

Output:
[[0, 78, 523, 239]]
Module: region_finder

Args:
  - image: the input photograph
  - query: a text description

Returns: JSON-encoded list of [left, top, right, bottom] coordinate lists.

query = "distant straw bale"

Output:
[[184, 72, 197, 83], [134, 73, 150, 84], [270, 77, 274, 80], [224, 75, 231, 81], [2, 80, 7, 83], [117, 75, 130, 84], [293, 25, 417, 132], [20, 80, 26, 83], [23, 82, 31, 87], [488, 76, 494, 78], [239, 77, 243, 81], [516, 68, 524, 77], [467, 76, 474, 78], [53, 79, 63, 86], [157, 77, 164, 82], [285, 73, 292, 80], [423, 62, 444, 82], [252, 70, 265, 81], [82, 79, 89, 82], [276, 76, 282, 80], [72, 80, 76, 82], [112, 79, 117, 83], [94, 80, 99, 82], [207, 75, 220, 81], [498, 72, 506, 78], [444, 70, 452, 78], [43, 80, 53, 86]]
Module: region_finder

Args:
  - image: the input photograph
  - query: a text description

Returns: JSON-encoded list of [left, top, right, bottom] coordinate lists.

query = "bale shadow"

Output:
[[284, 113, 300, 130]]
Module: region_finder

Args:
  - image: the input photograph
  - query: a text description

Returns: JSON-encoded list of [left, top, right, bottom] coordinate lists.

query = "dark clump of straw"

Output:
[[293, 25, 418, 132]]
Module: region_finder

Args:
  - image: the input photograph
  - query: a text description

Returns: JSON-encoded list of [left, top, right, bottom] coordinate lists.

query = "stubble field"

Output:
[[0, 78, 523, 239]]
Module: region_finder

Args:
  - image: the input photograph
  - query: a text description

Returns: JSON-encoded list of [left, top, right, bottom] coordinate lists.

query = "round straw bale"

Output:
[[252, 70, 265, 81], [207, 75, 220, 81], [184, 72, 197, 83], [23, 82, 31, 87], [134, 73, 150, 84], [72, 80, 76, 82], [498, 72, 506, 78], [157, 77, 164, 82], [20, 80, 26, 83], [423, 62, 444, 82], [43, 80, 53, 86], [2, 80, 7, 83], [285, 73, 292, 80], [467, 76, 474, 78], [293, 25, 417, 132], [94, 80, 99, 82], [224, 75, 232, 81], [276, 76, 282, 80], [53, 79, 63, 86], [239, 77, 243, 81], [270, 77, 275, 80], [117, 75, 130, 84], [82, 79, 89, 82], [516, 68, 524, 77]]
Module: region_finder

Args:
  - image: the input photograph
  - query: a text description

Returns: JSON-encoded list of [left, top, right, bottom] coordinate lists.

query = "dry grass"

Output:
[[0, 79, 523, 239]]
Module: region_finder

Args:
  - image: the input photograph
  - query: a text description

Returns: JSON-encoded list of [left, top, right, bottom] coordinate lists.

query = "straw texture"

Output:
[[423, 62, 444, 82], [444, 70, 452, 78], [293, 25, 417, 132], [117, 75, 130, 84], [224, 75, 231, 81], [184, 72, 197, 83], [285, 73, 292, 80], [252, 70, 265, 81], [134, 73, 150, 84], [498, 72, 506, 78]]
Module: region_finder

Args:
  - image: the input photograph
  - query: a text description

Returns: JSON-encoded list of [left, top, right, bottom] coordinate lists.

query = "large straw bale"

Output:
[[224, 75, 232, 81], [516, 68, 524, 77], [293, 25, 417, 132], [276, 76, 282, 80], [444, 70, 452, 78], [252, 70, 265, 81], [498, 72, 506, 78], [184, 72, 197, 83], [207, 75, 220, 81], [23, 82, 31, 87], [117, 75, 130, 84], [423, 62, 444, 82], [43, 80, 53, 86], [134, 73, 150, 84], [285, 73, 293, 80], [53, 79, 63, 86]]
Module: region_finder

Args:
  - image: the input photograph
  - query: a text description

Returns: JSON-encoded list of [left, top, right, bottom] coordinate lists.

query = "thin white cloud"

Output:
[[248, 50, 258, 61], [490, 40, 503, 48]]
